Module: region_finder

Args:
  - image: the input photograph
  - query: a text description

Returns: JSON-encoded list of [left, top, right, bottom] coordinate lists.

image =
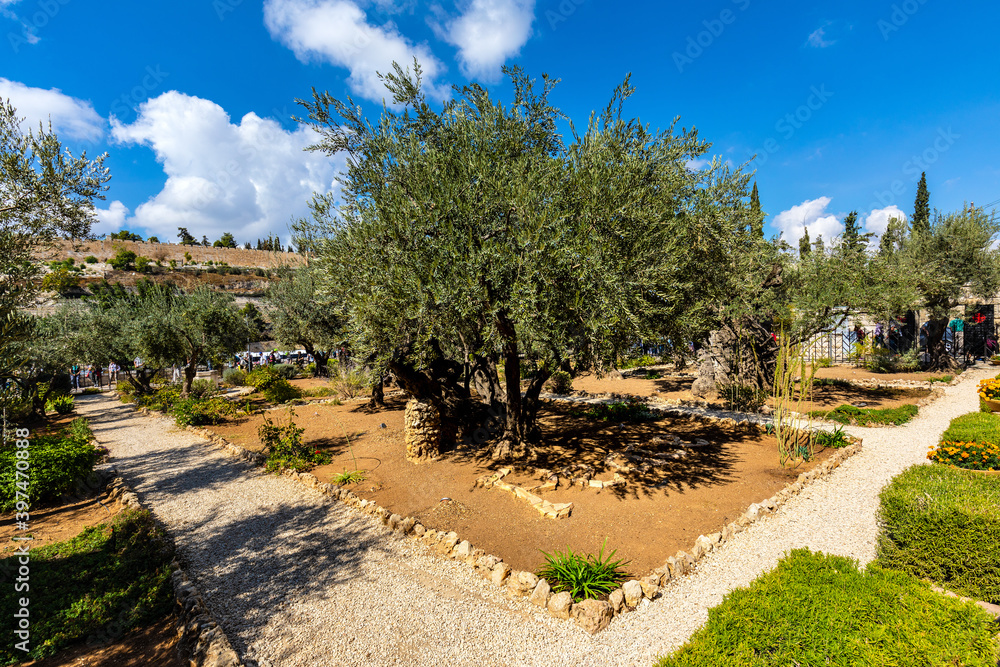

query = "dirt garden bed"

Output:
[[205, 397, 843, 576], [562, 370, 933, 416]]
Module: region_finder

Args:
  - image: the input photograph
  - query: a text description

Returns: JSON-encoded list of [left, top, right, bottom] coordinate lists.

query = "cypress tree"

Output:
[[749, 182, 764, 237], [799, 227, 811, 257], [913, 172, 930, 233]]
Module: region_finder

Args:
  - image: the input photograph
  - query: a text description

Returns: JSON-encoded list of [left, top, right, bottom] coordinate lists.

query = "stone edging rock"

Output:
[[161, 407, 865, 635], [101, 468, 243, 667]]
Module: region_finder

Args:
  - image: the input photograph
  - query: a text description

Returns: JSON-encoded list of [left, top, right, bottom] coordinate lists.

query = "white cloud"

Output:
[[807, 26, 835, 48], [110, 91, 341, 246], [433, 0, 535, 81], [93, 201, 130, 237], [864, 205, 907, 237], [0, 78, 104, 142], [263, 0, 449, 102], [773, 196, 843, 248]]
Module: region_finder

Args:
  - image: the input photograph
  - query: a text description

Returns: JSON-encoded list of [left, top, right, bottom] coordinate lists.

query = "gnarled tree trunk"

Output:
[[692, 317, 779, 398]]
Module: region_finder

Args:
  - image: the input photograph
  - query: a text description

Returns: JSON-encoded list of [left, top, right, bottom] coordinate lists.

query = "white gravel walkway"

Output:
[[76, 365, 993, 667]]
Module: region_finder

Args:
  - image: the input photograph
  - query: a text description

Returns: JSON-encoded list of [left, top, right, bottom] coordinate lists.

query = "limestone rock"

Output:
[[508, 570, 539, 596], [623, 580, 643, 608], [454, 540, 473, 558], [640, 576, 661, 599], [529, 579, 551, 607], [608, 588, 625, 614], [491, 562, 512, 586], [387, 514, 403, 531], [572, 599, 614, 634], [400, 518, 416, 535], [547, 591, 573, 620]]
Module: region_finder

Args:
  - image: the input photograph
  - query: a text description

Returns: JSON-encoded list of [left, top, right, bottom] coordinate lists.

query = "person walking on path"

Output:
[[92, 364, 103, 390]]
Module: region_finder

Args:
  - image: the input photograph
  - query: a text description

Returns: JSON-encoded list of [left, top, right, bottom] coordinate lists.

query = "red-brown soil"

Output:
[[18, 616, 185, 667], [206, 396, 840, 576], [813, 365, 962, 383]]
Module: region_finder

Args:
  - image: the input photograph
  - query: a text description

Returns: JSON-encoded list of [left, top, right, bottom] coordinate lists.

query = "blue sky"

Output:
[[2, 0, 998, 248]]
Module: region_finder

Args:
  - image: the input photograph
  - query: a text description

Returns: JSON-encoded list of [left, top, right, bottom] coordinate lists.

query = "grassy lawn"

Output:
[[656, 549, 999, 667], [809, 403, 918, 426], [0, 510, 175, 664], [940, 411, 1000, 445]]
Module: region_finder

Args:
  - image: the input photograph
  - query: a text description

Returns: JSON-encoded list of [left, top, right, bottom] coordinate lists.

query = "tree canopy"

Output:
[[296, 63, 758, 457]]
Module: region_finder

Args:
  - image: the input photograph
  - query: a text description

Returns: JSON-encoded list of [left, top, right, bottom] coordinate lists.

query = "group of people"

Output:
[[69, 359, 137, 391]]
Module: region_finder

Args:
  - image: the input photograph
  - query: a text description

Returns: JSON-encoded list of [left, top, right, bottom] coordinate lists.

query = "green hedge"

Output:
[[657, 549, 999, 667], [877, 464, 1000, 604], [0, 419, 103, 512]]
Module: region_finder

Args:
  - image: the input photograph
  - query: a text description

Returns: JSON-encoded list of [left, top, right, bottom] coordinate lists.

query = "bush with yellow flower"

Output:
[[928, 440, 1000, 471]]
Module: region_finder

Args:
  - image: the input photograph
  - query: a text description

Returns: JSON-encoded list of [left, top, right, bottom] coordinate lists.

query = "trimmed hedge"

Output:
[[657, 549, 999, 666], [877, 464, 1000, 604]]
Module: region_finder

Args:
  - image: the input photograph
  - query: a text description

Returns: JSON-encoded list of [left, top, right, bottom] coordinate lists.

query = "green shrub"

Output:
[[245, 366, 283, 391], [545, 370, 573, 394], [864, 349, 896, 373], [536, 541, 630, 601], [134, 255, 152, 273], [84, 255, 98, 264], [895, 348, 923, 372], [188, 378, 218, 399], [813, 425, 850, 448], [133, 385, 181, 412], [0, 418, 102, 511], [45, 393, 74, 414], [108, 248, 137, 271], [576, 398, 659, 423], [255, 267, 266, 277], [263, 379, 302, 404], [304, 362, 316, 376], [814, 357, 833, 368], [619, 354, 657, 369], [0, 510, 175, 663], [273, 363, 299, 380], [222, 367, 246, 386], [812, 377, 853, 388], [877, 464, 1000, 604], [928, 374, 954, 384], [259, 409, 330, 473], [720, 383, 767, 412], [330, 362, 368, 398], [657, 548, 999, 667], [811, 403, 918, 426], [171, 396, 235, 427]]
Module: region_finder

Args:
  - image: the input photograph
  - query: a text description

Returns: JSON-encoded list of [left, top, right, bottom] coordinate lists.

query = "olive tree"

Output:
[[264, 267, 344, 377], [297, 64, 756, 458]]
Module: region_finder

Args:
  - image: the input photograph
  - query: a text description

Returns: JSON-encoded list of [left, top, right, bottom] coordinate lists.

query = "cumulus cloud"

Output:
[[264, 0, 449, 102], [773, 197, 843, 248], [0, 78, 104, 142], [864, 205, 907, 237], [432, 0, 535, 81], [93, 201, 130, 237], [806, 26, 835, 48], [109, 91, 341, 246]]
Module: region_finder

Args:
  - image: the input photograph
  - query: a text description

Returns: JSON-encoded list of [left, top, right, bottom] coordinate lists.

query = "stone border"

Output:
[[101, 469, 243, 667], [153, 402, 867, 635]]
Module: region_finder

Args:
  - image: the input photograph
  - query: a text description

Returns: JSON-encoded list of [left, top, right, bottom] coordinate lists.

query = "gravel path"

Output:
[[77, 365, 992, 667]]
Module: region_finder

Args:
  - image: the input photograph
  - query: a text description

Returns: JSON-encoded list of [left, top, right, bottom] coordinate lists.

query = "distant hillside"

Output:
[[40, 239, 307, 269]]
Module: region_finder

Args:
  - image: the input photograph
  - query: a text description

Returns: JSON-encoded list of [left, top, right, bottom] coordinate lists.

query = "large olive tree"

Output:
[[296, 64, 756, 458]]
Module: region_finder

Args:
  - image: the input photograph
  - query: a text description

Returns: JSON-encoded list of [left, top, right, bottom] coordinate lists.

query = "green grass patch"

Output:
[[928, 375, 954, 384], [0, 510, 176, 663], [0, 419, 103, 512], [571, 399, 660, 423], [940, 411, 1000, 446], [877, 464, 1000, 604], [657, 549, 999, 667], [811, 377, 853, 389], [809, 403, 918, 426]]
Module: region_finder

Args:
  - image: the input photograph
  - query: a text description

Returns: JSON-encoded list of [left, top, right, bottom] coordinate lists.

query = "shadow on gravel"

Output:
[[79, 394, 388, 662]]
